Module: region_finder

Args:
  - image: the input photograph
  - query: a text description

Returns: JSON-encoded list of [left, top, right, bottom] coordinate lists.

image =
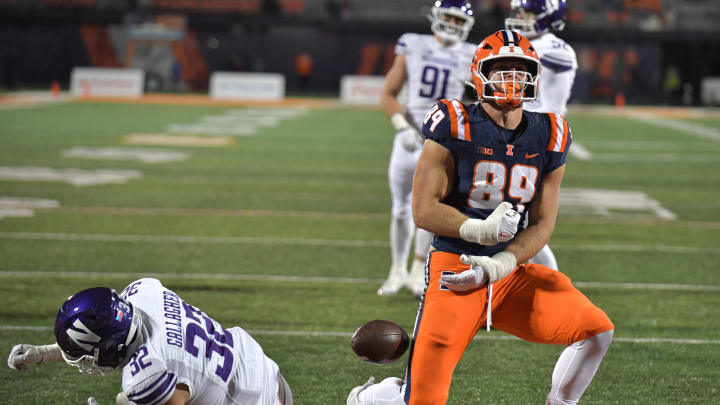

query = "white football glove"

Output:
[[439, 251, 517, 291], [116, 392, 136, 405], [7, 343, 62, 370], [397, 127, 424, 151], [390, 112, 424, 152], [459, 202, 520, 246]]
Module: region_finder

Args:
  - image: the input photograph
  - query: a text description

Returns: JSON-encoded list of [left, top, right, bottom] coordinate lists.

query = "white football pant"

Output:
[[384, 134, 429, 294]]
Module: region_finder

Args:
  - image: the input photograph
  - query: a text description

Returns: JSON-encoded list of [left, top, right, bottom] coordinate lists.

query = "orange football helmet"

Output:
[[470, 30, 541, 107]]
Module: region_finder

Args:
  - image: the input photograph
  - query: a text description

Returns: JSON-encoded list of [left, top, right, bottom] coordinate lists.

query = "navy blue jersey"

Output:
[[421, 99, 572, 256]]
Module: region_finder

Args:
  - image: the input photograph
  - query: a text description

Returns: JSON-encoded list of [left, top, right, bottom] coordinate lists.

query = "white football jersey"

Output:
[[396, 33, 476, 128], [524, 32, 578, 117], [119, 278, 280, 405]]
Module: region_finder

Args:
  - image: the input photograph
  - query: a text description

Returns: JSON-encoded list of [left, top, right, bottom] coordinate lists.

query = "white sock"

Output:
[[547, 329, 614, 404], [529, 244, 559, 271], [358, 377, 404, 405], [390, 216, 414, 270]]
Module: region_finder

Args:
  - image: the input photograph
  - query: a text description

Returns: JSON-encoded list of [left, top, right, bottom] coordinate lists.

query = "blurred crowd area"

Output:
[[1, 0, 719, 106], [2, 0, 719, 31]]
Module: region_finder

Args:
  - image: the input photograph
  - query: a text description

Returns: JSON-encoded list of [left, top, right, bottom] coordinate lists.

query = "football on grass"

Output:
[[350, 319, 409, 364]]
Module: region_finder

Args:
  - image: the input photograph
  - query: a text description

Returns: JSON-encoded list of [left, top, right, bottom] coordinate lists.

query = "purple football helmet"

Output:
[[54, 287, 141, 375], [428, 0, 475, 43], [505, 0, 567, 38]]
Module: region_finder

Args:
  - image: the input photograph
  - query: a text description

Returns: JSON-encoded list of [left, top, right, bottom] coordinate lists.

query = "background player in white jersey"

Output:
[[7, 278, 292, 405], [379, 0, 477, 297], [505, 0, 577, 270]]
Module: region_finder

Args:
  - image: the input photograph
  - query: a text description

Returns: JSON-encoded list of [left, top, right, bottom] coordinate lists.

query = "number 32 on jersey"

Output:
[[423, 104, 538, 210]]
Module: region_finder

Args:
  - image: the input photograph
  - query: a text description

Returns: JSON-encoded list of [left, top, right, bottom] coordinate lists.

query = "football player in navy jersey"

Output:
[[348, 30, 613, 405]]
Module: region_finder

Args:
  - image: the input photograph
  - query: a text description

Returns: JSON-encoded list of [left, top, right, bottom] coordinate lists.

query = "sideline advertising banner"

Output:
[[210, 72, 285, 101], [71, 68, 145, 98]]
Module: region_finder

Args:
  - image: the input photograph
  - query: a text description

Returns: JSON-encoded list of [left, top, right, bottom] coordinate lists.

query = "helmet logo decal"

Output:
[[67, 319, 101, 351]]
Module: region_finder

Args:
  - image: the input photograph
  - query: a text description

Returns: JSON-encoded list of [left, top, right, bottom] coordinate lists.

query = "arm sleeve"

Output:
[[422, 101, 454, 149]]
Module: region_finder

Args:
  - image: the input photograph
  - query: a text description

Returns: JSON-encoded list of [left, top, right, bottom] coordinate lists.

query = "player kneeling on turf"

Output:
[[8, 278, 292, 405], [347, 28, 614, 405]]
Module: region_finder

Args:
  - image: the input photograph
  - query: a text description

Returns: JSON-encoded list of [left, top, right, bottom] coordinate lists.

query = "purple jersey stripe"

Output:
[[146, 376, 177, 405], [542, 53, 573, 65], [127, 371, 167, 399], [130, 373, 177, 405], [540, 57, 573, 72]]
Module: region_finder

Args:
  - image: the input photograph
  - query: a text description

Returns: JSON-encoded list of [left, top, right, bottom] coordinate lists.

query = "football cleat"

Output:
[[377, 265, 408, 296], [505, 0, 568, 39], [470, 30, 540, 107], [54, 287, 141, 375], [428, 0, 475, 43], [347, 376, 375, 405]]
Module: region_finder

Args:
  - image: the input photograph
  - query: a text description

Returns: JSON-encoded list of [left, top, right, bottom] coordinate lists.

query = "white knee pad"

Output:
[[390, 216, 414, 268], [413, 228, 433, 259], [388, 136, 420, 219]]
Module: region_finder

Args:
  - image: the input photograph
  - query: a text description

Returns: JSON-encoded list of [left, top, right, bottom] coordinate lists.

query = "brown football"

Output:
[[350, 319, 410, 364]]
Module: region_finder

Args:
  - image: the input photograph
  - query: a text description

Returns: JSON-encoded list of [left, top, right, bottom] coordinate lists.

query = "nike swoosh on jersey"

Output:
[[525, 153, 540, 159]]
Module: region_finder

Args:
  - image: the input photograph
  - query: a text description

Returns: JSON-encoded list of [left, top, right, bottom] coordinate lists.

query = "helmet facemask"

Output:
[[486, 70, 535, 107], [60, 348, 115, 376], [474, 56, 539, 107]]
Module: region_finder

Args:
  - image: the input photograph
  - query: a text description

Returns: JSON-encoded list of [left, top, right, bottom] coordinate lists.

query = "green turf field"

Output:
[[0, 99, 719, 404]]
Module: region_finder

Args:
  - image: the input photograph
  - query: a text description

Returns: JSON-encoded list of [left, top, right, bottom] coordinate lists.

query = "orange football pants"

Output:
[[404, 251, 614, 405]]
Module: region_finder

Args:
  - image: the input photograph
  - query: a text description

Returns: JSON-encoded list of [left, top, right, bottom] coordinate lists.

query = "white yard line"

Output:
[[569, 142, 593, 160], [0, 325, 717, 345], [53, 206, 388, 220], [0, 271, 381, 284], [626, 113, 720, 142], [0, 232, 718, 255], [0, 271, 718, 292], [0, 232, 388, 248], [20, 205, 720, 228]]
